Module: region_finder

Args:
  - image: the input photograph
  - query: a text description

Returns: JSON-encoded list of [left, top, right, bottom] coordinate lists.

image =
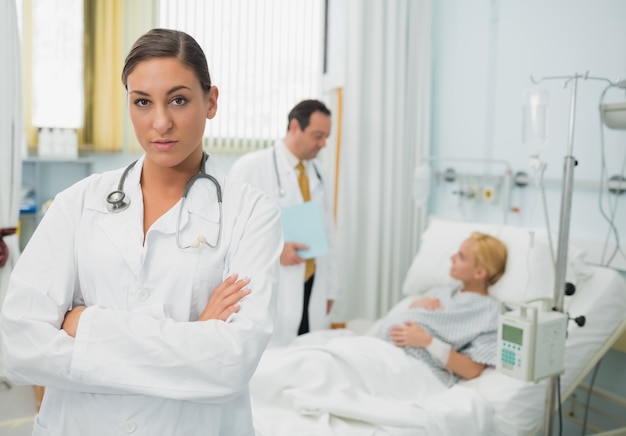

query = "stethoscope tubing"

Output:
[[272, 145, 322, 198], [105, 152, 223, 249]]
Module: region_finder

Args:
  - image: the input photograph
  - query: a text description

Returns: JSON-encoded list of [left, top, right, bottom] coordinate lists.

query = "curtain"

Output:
[[0, 0, 24, 379], [83, 0, 125, 152], [333, 0, 432, 322]]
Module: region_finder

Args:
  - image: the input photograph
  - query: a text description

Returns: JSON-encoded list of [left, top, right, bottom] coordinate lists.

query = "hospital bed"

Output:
[[249, 218, 626, 436]]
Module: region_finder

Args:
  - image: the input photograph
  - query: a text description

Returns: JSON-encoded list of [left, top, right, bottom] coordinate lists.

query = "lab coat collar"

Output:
[[87, 155, 222, 275], [273, 139, 323, 200], [90, 156, 145, 276], [120, 154, 223, 232], [274, 139, 296, 176], [162, 156, 223, 248], [278, 139, 300, 169], [276, 139, 323, 194], [178, 162, 223, 227], [307, 160, 322, 193]]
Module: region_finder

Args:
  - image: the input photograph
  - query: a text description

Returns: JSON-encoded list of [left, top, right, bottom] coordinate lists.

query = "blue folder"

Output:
[[281, 201, 329, 259]]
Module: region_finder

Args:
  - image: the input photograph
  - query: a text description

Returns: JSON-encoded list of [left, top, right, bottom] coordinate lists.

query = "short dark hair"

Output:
[[287, 99, 331, 132], [121, 28, 212, 93]]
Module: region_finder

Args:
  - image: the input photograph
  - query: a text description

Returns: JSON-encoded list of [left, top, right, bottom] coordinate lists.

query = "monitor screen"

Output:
[[502, 324, 523, 345]]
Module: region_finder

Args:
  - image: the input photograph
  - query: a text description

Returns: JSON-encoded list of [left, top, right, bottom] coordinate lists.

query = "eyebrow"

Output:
[[129, 85, 192, 96], [310, 130, 330, 137]]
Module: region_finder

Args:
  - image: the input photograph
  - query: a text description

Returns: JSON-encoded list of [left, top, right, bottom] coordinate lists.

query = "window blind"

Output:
[[159, 0, 325, 155]]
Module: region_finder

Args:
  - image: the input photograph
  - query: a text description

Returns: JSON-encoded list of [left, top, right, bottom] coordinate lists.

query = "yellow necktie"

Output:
[[296, 162, 315, 281]]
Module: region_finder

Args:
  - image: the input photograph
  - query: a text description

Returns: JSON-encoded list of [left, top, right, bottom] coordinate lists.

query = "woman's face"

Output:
[[449, 239, 483, 283], [126, 57, 218, 170]]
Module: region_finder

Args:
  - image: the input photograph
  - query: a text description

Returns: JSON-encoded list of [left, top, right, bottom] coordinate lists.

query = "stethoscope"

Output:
[[106, 152, 223, 249], [272, 145, 322, 197]]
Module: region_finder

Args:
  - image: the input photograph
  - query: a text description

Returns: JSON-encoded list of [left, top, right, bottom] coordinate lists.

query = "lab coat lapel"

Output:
[[173, 166, 223, 249], [94, 161, 144, 277], [308, 161, 322, 197], [274, 143, 302, 206]]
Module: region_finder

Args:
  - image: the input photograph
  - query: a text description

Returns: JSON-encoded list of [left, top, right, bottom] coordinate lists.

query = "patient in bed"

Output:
[[373, 231, 507, 386], [250, 232, 508, 435]]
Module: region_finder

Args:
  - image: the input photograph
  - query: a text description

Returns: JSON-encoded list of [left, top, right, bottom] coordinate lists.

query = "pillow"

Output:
[[401, 218, 592, 304]]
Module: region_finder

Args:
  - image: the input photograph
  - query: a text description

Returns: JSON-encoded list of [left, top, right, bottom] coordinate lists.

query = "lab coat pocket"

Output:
[[179, 199, 221, 249], [191, 265, 224, 320]]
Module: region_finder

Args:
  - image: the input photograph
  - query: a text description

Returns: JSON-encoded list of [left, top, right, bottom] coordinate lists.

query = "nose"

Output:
[[318, 137, 327, 148], [152, 105, 173, 134]]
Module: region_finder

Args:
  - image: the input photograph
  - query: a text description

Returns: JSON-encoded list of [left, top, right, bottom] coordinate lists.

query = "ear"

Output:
[[288, 118, 301, 133], [474, 266, 488, 281], [205, 86, 219, 120]]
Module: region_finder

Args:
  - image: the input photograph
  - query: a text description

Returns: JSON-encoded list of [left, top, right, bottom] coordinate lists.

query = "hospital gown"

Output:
[[373, 285, 499, 386]]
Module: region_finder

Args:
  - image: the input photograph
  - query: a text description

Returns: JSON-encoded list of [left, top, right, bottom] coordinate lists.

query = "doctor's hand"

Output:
[[280, 242, 308, 266], [388, 321, 432, 348], [62, 306, 86, 338], [198, 274, 251, 322]]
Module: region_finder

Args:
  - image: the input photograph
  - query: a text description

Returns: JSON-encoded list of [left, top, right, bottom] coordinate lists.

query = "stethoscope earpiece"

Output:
[[190, 235, 207, 249]]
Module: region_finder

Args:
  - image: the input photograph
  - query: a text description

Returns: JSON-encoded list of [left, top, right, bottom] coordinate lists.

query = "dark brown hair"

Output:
[[287, 99, 331, 131], [121, 28, 212, 93]]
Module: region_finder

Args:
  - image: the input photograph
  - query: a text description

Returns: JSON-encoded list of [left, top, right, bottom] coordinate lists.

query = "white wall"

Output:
[[430, 0, 626, 270], [431, 1, 626, 432]]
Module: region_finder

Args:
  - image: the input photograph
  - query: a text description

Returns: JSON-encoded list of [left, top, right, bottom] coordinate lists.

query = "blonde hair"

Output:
[[467, 232, 507, 286]]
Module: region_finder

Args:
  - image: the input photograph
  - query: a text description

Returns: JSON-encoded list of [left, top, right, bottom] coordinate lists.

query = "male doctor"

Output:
[[229, 99, 337, 347]]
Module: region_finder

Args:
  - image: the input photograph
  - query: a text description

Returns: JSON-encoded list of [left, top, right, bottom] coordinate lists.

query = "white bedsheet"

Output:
[[250, 266, 626, 436], [250, 330, 493, 436]]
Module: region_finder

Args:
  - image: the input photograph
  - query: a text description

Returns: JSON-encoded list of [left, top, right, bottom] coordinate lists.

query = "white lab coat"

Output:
[[228, 140, 337, 347], [0, 155, 282, 436]]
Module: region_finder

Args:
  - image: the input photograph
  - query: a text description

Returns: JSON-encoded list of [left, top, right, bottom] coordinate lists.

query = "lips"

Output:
[[152, 139, 177, 151]]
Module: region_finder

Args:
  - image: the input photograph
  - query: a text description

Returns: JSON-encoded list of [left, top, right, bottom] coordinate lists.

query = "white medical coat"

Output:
[[0, 155, 283, 436], [228, 140, 337, 347]]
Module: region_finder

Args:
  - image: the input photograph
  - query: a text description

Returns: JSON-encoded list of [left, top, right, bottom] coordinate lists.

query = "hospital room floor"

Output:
[[0, 382, 36, 436]]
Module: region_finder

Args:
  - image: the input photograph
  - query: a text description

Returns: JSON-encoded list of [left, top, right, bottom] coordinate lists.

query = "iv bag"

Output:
[[522, 89, 548, 158]]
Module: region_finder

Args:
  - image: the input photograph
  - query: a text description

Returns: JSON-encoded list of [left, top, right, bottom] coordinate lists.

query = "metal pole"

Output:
[[542, 76, 579, 436]]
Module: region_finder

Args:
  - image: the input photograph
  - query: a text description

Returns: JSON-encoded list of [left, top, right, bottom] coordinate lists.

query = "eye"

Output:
[[171, 96, 188, 106], [133, 98, 150, 107]]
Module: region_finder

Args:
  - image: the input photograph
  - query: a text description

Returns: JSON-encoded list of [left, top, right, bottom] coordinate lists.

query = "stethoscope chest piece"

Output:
[[106, 190, 131, 213]]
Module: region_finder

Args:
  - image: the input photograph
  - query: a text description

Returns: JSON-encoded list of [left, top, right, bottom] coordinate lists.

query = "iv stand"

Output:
[[531, 72, 614, 436]]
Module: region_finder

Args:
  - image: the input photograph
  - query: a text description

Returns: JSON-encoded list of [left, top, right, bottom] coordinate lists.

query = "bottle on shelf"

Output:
[[38, 128, 53, 157]]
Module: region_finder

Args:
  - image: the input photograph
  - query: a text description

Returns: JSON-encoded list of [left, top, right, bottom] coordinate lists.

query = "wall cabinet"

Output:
[[19, 157, 93, 250]]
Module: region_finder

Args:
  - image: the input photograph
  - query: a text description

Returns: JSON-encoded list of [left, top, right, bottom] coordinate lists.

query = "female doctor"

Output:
[[0, 28, 282, 436], [228, 100, 337, 347]]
